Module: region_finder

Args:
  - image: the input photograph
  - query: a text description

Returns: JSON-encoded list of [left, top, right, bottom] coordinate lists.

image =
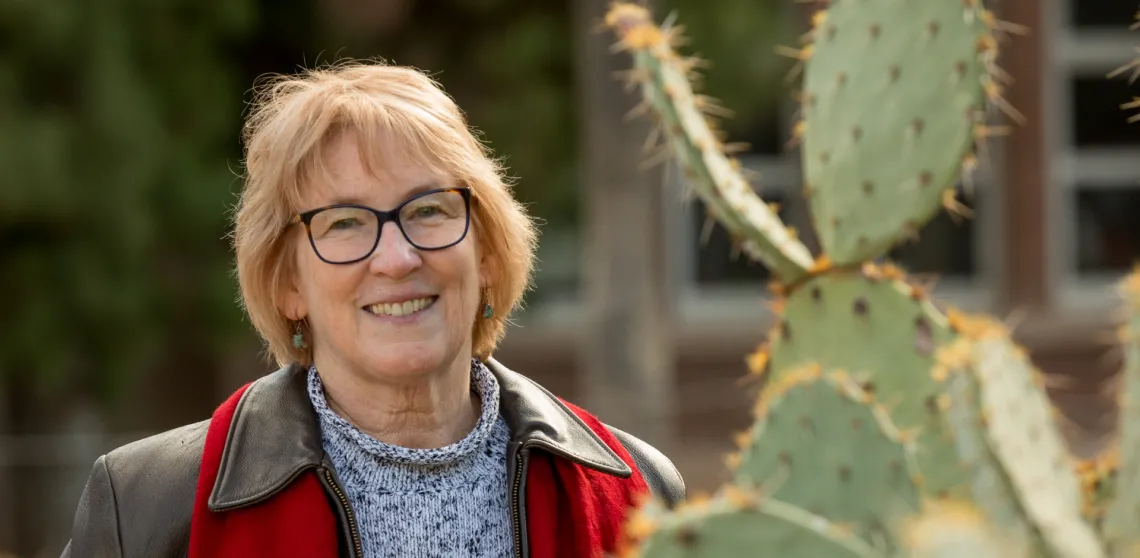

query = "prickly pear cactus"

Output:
[[761, 266, 969, 500], [1104, 270, 1140, 556], [624, 486, 887, 558], [941, 316, 1102, 558], [800, 0, 996, 265], [939, 363, 1039, 556], [603, 0, 1140, 556], [732, 364, 921, 551], [937, 315, 1106, 558]]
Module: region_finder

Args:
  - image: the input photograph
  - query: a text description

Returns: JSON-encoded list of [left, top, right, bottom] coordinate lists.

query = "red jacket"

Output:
[[61, 359, 683, 557]]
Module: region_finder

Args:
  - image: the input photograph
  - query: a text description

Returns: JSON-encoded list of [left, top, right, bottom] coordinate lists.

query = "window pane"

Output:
[[1076, 186, 1140, 273], [888, 188, 978, 277], [692, 191, 816, 285], [1072, 75, 1140, 149], [1070, 0, 1137, 28], [731, 110, 784, 157]]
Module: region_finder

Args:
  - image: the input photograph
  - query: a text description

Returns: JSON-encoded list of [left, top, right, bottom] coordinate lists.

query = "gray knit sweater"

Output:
[[306, 359, 513, 557]]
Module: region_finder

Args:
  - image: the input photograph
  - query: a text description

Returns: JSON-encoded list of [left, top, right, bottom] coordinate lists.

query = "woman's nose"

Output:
[[367, 221, 422, 277]]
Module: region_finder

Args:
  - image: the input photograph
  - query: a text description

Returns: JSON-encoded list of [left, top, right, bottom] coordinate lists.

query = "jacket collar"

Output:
[[208, 357, 632, 511]]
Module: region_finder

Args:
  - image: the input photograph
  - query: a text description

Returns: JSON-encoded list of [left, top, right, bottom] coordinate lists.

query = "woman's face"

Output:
[[283, 130, 487, 383]]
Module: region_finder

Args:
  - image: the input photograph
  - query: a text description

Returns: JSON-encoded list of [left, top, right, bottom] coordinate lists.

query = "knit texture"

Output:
[[306, 359, 513, 557]]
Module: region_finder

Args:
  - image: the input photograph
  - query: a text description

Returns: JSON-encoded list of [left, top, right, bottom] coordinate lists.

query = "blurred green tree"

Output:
[[0, 0, 257, 403]]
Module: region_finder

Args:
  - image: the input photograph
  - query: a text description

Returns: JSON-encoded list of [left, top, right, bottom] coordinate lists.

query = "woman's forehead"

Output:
[[301, 149, 451, 208]]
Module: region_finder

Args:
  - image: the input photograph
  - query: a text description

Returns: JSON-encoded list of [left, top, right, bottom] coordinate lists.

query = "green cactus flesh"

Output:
[[1104, 271, 1140, 556], [901, 501, 1027, 558], [800, 0, 989, 265], [943, 316, 1105, 558], [941, 364, 1042, 557], [604, 3, 816, 282], [631, 487, 887, 558], [766, 267, 969, 499], [734, 367, 920, 552]]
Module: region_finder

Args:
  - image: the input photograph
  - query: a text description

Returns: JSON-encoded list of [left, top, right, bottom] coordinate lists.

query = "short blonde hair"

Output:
[[232, 60, 538, 367]]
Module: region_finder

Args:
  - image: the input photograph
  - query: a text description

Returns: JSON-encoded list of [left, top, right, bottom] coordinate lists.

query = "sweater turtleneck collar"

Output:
[[305, 358, 501, 467]]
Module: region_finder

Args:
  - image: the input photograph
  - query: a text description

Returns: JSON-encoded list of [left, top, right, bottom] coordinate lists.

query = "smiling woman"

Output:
[[59, 60, 685, 558]]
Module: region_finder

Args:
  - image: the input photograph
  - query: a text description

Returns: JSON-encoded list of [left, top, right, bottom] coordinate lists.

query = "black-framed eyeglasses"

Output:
[[288, 187, 472, 264]]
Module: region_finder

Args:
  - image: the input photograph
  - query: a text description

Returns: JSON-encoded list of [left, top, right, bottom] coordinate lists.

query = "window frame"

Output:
[[1047, 0, 1140, 317]]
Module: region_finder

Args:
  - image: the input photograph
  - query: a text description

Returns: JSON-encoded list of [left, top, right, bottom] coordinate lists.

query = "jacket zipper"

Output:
[[511, 448, 526, 558], [323, 468, 364, 558]]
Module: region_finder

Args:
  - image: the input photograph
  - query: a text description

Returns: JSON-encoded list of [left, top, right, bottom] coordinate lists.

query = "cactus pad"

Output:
[[941, 361, 1041, 556], [604, 3, 817, 282], [734, 366, 920, 551], [800, 0, 990, 264], [629, 486, 886, 558], [1105, 271, 1140, 555], [901, 501, 1027, 558], [944, 312, 1105, 558], [766, 266, 968, 499]]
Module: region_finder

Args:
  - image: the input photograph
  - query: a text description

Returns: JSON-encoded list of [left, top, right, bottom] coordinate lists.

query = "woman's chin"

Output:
[[359, 345, 450, 379]]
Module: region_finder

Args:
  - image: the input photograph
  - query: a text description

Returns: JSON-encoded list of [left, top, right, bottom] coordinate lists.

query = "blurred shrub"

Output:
[[0, 0, 257, 401]]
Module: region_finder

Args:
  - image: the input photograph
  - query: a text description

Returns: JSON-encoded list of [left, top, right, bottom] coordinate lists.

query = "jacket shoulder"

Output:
[[104, 417, 210, 493], [604, 424, 687, 508], [64, 419, 209, 557]]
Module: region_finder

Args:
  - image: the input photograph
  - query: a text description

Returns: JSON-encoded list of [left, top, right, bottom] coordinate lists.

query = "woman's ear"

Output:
[[277, 271, 308, 322], [477, 249, 493, 291], [473, 227, 491, 290]]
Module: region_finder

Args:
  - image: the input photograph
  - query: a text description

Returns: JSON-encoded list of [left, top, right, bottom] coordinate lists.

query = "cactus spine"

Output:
[[604, 1, 1135, 556]]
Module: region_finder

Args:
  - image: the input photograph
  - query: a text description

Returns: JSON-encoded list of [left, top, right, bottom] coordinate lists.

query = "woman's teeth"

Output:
[[367, 296, 436, 317]]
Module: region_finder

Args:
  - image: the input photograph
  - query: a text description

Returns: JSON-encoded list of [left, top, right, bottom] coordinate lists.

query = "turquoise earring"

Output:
[[292, 320, 307, 349], [483, 302, 493, 319]]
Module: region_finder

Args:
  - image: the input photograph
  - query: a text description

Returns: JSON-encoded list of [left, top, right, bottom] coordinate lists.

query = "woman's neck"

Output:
[[315, 354, 481, 449]]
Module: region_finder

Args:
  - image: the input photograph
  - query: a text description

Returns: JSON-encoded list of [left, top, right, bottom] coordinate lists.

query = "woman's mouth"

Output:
[[364, 296, 438, 318]]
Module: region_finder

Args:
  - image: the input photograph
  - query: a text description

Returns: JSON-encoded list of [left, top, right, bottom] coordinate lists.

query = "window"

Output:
[[1070, 74, 1140, 148], [1075, 186, 1140, 273], [1051, 0, 1140, 293]]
